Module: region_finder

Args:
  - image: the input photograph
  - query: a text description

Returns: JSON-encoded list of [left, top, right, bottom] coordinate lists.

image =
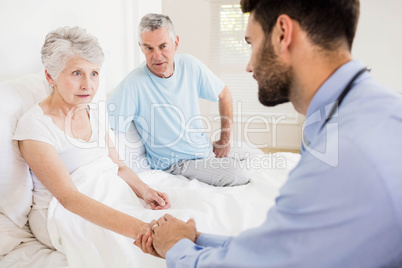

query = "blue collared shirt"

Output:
[[166, 60, 402, 267]]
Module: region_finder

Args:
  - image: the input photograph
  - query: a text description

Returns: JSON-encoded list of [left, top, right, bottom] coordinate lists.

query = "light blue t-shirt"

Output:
[[108, 54, 225, 170], [165, 60, 402, 267]]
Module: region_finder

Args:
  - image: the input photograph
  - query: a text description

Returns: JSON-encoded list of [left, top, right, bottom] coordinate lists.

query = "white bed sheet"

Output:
[[0, 152, 300, 268]]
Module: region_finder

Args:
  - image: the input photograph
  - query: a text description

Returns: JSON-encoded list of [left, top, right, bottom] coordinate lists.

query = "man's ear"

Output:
[[174, 35, 180, 51], [272, 14, 293, 53]]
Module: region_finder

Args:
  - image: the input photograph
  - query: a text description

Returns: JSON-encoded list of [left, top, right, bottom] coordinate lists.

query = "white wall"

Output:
[[1, 0, 400, 149], [354, 0, 402, 92], [0, 0, 162, 92]]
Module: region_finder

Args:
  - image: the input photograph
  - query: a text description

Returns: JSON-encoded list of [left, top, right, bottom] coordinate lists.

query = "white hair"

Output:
[[41, 26, 104, 80], [138, 13, 176, 44]]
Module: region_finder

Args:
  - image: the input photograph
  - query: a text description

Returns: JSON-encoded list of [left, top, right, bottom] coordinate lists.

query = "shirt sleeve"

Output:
[[165, 227, 274, 268], [13, 110, 57, 147], [107, 78, 138, 133], [164, 138, 398, 268], [196, 233, 233, 248], [189, 55, 225, 102], [166, 234, 233, 267], [165, 236, 235, 268]]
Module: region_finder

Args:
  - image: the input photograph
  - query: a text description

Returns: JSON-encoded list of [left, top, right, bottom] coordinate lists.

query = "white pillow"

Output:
[[0, 71, 112, 227], [0, 73, 51, 227]]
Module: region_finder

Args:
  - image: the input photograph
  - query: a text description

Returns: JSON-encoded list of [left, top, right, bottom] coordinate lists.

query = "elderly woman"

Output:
[[13, 26, 170, 252]]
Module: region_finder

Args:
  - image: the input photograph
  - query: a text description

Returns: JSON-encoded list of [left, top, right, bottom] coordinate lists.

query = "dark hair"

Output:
[[240, 0, 360, 51]]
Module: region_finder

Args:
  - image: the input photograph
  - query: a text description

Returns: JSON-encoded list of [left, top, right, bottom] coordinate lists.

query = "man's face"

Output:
[[140, 27, 178, 78], [245, 14, 292, 107]]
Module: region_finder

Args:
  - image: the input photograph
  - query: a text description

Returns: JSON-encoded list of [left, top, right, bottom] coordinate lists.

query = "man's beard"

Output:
[[253, 39, 293, 107]]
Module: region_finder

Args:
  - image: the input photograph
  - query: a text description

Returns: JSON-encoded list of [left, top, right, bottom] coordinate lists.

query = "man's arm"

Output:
[[156, 139, 396, 268], [213, 86, 233, 158]]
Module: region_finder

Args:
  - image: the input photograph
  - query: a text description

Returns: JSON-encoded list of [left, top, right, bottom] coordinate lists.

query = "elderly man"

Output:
[[108, 13, 250, 187], [135, 0, 402, 267]]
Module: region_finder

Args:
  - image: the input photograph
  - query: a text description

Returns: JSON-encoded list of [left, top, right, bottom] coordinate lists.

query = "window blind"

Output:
[[208, 1, 298, 124]]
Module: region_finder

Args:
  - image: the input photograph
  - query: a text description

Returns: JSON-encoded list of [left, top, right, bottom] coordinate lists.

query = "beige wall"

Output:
[[162, 0, 211, 61]]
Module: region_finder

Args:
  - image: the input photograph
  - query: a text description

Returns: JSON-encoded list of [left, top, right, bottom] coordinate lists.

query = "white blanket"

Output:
[[43, 153, 300, 267]]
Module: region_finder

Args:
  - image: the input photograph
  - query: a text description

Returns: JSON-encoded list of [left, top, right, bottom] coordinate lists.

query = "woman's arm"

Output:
[[19, 139, 148, 239], [106, 134, 171, 210]]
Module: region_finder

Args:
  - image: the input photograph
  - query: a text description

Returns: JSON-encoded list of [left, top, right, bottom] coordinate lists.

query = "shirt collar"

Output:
[[143, 56, 177, 81], [302, 60, 366, 152], [306, 59, 365, 120]]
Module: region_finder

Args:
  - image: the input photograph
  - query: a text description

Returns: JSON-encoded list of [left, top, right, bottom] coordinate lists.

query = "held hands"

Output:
[[134, 214, 199, 258], [213, 138, 231, 158], [135, 228, 161, 258], [142, 187, 171, 210]]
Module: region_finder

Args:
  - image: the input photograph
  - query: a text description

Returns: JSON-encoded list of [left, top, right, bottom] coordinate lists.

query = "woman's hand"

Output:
[[142, 187, 171, 210], [134, 228, 162, 258], [106, 136, 171, 210], [135, 215, 199, 258]]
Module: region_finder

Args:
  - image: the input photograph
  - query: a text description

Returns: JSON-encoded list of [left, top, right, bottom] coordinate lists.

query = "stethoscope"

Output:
[[319, 67, 370, 131], [302, 66, 370, 153]]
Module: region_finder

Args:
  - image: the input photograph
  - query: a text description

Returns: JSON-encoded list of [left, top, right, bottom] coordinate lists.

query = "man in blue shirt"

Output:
[[135, 0, 402, 267], [108, 14, 249, 187]]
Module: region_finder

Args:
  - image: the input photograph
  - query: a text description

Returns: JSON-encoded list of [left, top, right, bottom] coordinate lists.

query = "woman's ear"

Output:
[[45, 70, 55, 86]]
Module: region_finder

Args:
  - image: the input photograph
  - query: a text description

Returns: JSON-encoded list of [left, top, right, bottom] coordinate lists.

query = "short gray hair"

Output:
[[41, 26, 104, 80], [138, 13, 176, 44]]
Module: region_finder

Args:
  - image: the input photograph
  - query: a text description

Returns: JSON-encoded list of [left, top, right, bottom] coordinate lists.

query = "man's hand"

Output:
[[134, 215, 201, 258], [213, 139, 231, 158], [152, 214, 198, 258], [142, 188, 171, 210]]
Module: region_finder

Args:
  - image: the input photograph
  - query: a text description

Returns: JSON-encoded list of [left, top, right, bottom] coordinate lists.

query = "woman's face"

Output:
[[53, 57, 100, 107]]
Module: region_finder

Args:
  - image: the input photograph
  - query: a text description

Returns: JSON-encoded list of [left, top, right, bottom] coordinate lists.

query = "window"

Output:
[[208, 1, 299, 124]]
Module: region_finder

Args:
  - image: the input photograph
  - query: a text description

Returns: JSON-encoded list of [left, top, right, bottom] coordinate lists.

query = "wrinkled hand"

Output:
[[213, 139, 231, 158], [142, 188, 171, 210]]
